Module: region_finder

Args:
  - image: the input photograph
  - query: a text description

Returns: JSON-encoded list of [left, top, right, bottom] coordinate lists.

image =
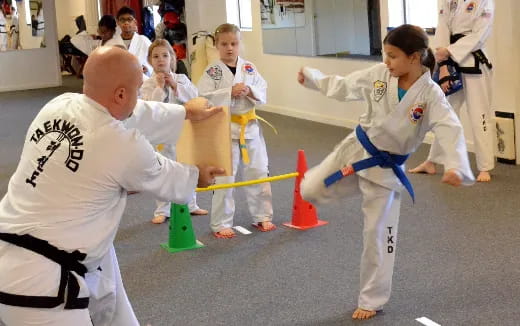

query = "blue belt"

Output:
[[324, 125, 415, 202]]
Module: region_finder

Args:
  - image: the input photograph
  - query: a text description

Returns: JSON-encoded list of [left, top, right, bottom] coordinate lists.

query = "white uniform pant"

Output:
[[210, 136, 273, 232], [86, 245, 138, 326], [0, 34, 7, 52], [154, 144, 200, 217], [9, 31, 18, 50], [428, 66, 494, 171], [301, 150, 401, 311], [0, 246, 137, 326]]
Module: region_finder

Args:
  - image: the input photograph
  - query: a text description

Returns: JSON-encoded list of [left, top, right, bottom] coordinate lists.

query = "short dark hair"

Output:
[[98, 15, 117, 31], [116, 6, 136, 19], [75, 15, 87, 32]]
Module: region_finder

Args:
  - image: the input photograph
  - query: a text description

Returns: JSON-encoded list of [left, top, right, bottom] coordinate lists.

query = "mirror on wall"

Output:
[[0, 0, 45, 51], [260, 0, 381, 60]]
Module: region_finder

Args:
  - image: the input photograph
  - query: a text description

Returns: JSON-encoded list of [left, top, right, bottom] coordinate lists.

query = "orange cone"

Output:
[[283, 150, 328, 230]]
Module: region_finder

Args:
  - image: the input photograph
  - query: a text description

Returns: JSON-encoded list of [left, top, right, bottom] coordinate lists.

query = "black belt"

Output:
[[450, 33, 492, 74], [0, 232, 89, 309]]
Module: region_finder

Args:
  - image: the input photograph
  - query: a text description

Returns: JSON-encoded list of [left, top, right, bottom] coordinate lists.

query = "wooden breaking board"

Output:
[[176, 106, 233, 176]]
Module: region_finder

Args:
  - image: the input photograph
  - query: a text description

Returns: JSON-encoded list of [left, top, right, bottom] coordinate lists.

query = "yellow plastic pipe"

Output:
[[196, 172, 299, 192]]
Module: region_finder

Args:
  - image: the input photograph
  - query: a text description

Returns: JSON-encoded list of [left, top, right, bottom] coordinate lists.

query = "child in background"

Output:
[[298, 24, 475, 320], [141, 39, 207, 224], [198, 23, 275, 238]]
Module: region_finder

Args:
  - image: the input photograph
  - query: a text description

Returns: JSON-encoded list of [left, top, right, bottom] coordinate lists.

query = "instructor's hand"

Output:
[[297, 68, 305, 85], [441, 169, 462, 187], [197, 165, 226, 188], [184, 97, 223, 121]]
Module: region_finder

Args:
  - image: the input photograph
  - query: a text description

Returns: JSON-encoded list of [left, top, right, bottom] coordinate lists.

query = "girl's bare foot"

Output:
[[151, 215, 167, 224], [252, 221, 277, 232], [408, 161, 436, 174], [190, 208, 209, 215], [213, 228, 235, 238], [477, 171, 491, 182], [352, 308, 377, 320]]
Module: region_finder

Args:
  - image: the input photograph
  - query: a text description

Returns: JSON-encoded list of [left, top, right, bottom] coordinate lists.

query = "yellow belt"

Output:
[[230, 109, 277, 164]]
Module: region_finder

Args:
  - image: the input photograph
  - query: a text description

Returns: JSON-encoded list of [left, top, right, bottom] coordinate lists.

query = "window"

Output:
[[226, 0, 253, 30], [388, 0, 438, 29]]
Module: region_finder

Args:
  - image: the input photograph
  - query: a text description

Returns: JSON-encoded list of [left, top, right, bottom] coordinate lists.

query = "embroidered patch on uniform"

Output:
[[373, 80, 387, 102], [409, 103, 426, 124], [206, 65, 222, 80], [243, 63, 255, 74], [466, 2, 475, 12], [450, 0, 458, 11], [481, 10, 492, 18]]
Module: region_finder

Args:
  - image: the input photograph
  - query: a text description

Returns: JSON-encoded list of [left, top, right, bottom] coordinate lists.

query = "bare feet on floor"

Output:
[[151, 215, 167, 224], [213, 228, 236, 239], [190, 208, 209, 215], [352, 308, 377, 320], [252, 221, 277, 232], [408, 161, 436, 174], [476, 171, 491, 182]]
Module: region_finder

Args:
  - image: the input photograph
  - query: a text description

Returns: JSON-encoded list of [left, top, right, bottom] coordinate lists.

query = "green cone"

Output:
[[161, 203, 204, 253]]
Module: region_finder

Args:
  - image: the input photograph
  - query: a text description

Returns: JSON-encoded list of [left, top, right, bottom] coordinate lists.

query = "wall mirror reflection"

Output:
[[0, 0, 45, 51], [261, 0, 381, 59]]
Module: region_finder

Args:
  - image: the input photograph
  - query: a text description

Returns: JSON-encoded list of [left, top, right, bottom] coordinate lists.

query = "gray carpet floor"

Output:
[[1, 77, 520, 326]]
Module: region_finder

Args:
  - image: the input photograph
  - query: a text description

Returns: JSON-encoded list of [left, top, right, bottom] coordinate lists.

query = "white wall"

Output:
[[0, 0, 61, 92]]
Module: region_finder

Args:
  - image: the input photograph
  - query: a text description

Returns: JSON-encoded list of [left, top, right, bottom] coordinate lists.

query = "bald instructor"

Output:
[[0, 47, 224, 325]]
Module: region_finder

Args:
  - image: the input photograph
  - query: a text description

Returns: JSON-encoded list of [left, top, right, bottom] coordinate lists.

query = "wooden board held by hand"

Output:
[[176, 106, 232, 176]]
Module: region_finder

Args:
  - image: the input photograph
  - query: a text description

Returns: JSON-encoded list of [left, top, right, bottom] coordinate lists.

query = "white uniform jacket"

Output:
[[0, 10, 7, 51], [435, 0, 494, 68], [197, 57, 267, 140], [104, 34, 126, 48], [141, 72, 198, 104], [302, 64, 475, 191], [126, 32, 152, 76], [71, 31, 99, 56], [35, 10, 44, 37], [0, 93, 198, 300]]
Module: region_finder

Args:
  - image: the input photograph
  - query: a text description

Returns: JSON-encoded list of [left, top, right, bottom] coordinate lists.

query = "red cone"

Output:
[[283, 150, 328, 230]]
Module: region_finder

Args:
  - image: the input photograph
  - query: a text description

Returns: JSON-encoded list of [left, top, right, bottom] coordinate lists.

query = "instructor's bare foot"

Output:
[[213, 228, 235, 239], [477, 171, 491, 182], [352, 308, 377, 320], [408, 161, 436, 174]]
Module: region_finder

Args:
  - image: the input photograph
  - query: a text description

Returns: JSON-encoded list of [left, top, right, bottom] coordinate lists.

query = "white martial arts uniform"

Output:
[[0, 93, 199, 325], [299, 64, 475, 311], [104, 34, 126, 48], [428, 0, 495, 172], [198, 57, 273, 232], [0, 10, 7, 52], [140, 72, 202, 216], [124, 32, 153, 77], [35, 10, 44, 37], [71, 31, 99, 56]]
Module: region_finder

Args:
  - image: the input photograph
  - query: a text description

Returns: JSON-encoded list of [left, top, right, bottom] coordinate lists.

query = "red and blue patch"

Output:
[[466, 2, 475, 12], [409, 104, 426, 124], [243, 63, 255, 74]]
